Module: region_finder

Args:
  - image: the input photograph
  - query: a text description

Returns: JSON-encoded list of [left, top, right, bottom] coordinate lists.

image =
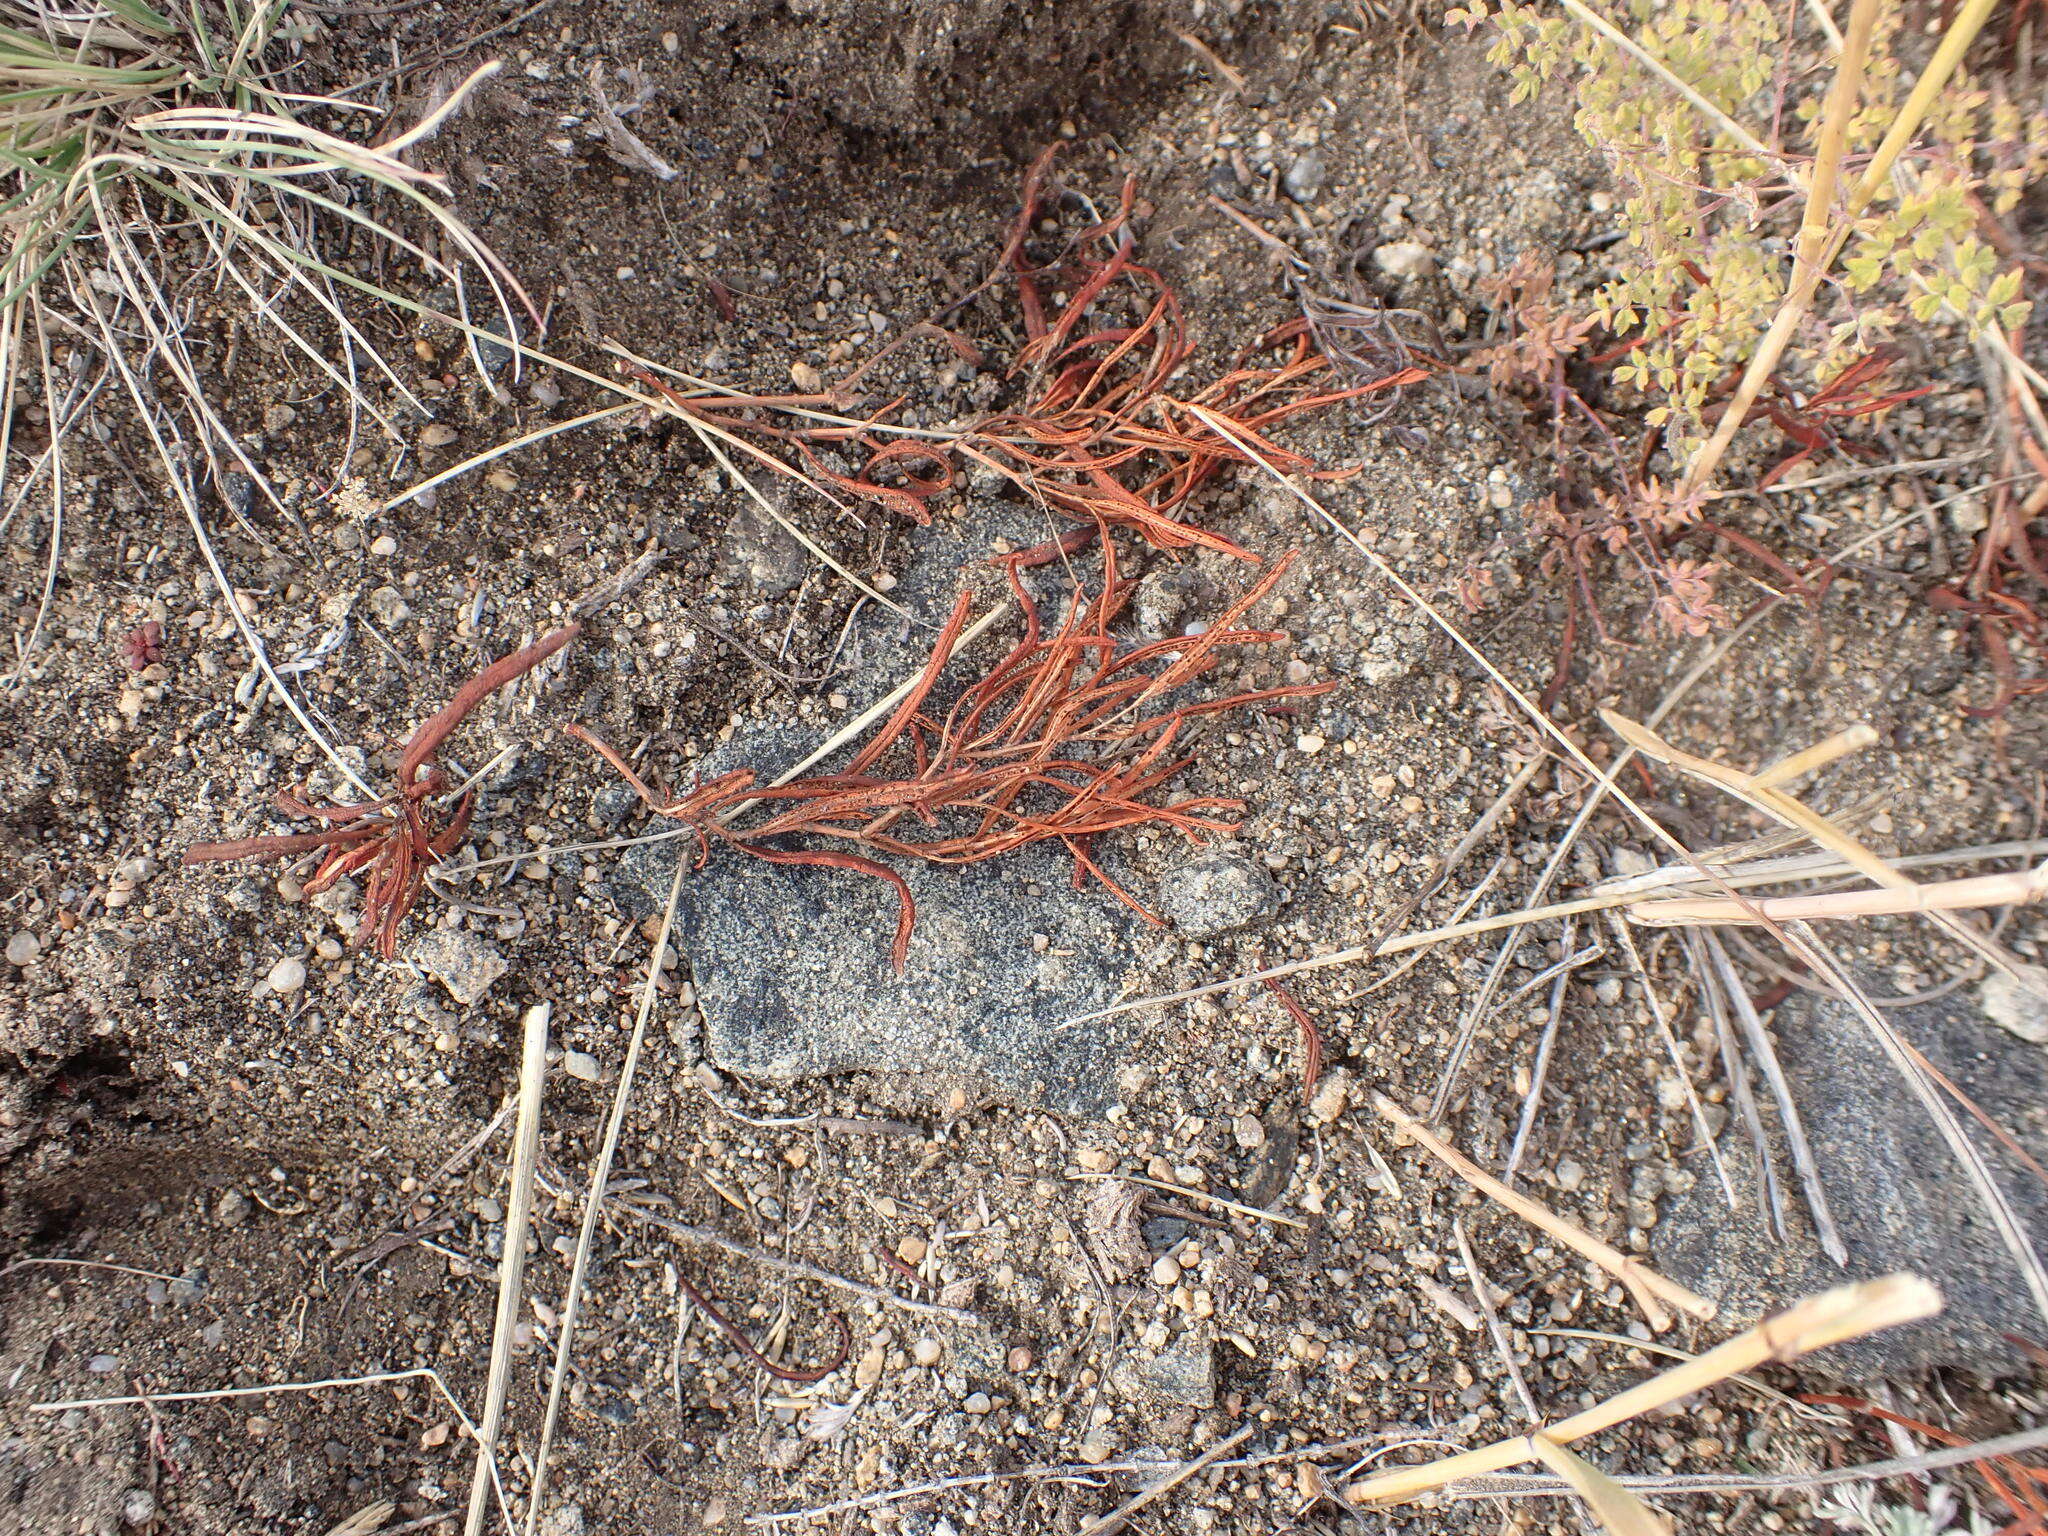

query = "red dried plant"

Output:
[[612, 148, 1418, 561], [183, 625, 580, 958], [569, 548, 1332, 970], [960, 147, 1424, 563]]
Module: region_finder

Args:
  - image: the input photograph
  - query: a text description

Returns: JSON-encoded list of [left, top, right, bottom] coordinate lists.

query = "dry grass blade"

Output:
[[1631, 863, 2048, 926], [1781, 923, 2048, 1331], [1701, 932, 1843, 1264], [1527, 1436, 1673, 1536], [1344, 1274, 1942, 1506], [1371, 1094, 1713, 1332], [1601, 710, 2044, 994], [463, 1001, 551, 1536]]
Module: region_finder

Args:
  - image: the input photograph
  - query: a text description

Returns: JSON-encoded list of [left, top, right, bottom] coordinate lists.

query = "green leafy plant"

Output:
[[1447, 0, 2045, 451]]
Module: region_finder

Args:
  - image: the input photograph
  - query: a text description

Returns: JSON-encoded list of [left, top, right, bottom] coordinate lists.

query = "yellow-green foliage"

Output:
[[1447, 0, 2045, 446]]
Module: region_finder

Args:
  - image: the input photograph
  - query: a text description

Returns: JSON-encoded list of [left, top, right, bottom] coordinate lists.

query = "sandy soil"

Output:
[[2, 4, 2044, 1535]]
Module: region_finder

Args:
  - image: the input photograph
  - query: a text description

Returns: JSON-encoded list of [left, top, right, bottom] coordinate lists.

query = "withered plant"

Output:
[[605, 148, 1419, 566], [570, 547, 1331, 970], [183, 625, 580, 958], [959, 148, 1425, 563]]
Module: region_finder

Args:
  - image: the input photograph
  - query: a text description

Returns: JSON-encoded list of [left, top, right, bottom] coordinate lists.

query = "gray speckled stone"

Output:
[[1653, 977, 2048, 1377], [611, 508, 1146, 1115], [1155, 850, 1277, 939]]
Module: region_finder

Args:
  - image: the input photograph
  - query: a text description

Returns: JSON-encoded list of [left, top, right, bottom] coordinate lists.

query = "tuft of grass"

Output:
[[0, 2, 531, 704]]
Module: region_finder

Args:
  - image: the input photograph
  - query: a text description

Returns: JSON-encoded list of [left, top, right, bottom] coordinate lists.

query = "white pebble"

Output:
[[265, 955, 307, 994], [562, 1051, 601, 1082], [1373, 241, 1436, 279], [1150, 1254, 1183, 1287], [1296, 732, 1326, 754], [5, 932, 39, 967]]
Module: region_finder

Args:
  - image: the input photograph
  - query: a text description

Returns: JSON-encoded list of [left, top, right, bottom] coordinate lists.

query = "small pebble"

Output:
[[1006, 1346, 1034, 1373], [419, 423, 459, 448], [369, 534, 398, 557], [215, 1189, 251, 1228], [962, 1391, 993, 1415], [911, 1338, 943, 1367], [1373, 241, 1436, 279], [5, 932, 38, 967], [1296, 732, 1326, 754], [264, 955, 307, 995], [562, 1050, 601, 1082], [1077, 1434, 1117, 1465], [1308, 1068, 1351, 1125], [1150, 1254, 1183, 1287]]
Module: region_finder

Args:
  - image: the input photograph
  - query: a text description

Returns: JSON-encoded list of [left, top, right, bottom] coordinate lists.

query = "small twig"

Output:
[[745, 1430, 1437, 1526], [1439, 1424, 2048, 1502], [0, 1257, 186, 1286], [1065, 1171, 1309, 1229], [1454, 1217, 1539, 1423], [522, 857, 684, 1536], [617, 1206, 982, 1323], [1077, 1425, 1255, 1536], [1503, 920, 1576, 1181], [1345, 1275, 1941, 1506], [1370, 1094, 1713, 1332], [1606, 912, 1737, 1208]]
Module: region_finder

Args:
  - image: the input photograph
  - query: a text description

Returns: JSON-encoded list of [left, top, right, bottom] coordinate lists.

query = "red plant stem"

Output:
[[675, 1273, 851, 1384], [1262, 978, 1324, 1104], [182, 824, 383, 864], [399, 623, 581, 786]]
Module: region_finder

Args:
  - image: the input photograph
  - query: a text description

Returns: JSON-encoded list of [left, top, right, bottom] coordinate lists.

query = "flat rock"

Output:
[[1111, 1329, 1216, 1407], [615, 829, 1133, 1114], [409, 929, 508, 1008], [610, 509, 1154, 1114], [1653, 979, 2048, 1377], [1156, 851, 1277, 939]]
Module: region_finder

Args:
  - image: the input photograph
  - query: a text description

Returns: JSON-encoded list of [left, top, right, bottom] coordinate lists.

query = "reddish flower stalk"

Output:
[[570, 548, 1332, 970], [184, 624, 580, 958]]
